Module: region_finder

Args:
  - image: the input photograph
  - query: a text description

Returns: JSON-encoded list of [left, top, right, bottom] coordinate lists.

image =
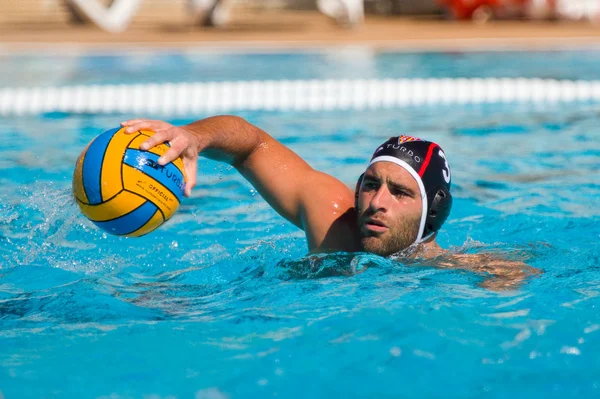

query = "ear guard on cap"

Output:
[[424, 188, 453, 237]]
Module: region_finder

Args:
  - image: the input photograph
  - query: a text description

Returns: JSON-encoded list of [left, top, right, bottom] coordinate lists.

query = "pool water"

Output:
[[1, 50, 600, 398]]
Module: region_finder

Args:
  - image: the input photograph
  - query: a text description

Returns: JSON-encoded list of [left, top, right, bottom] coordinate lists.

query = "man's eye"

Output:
[[391, 189, 408, 197], [363, 181, 378, 190]]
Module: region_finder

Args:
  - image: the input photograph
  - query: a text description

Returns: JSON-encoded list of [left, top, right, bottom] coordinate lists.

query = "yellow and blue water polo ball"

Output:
[[72, 127, 186, 237]]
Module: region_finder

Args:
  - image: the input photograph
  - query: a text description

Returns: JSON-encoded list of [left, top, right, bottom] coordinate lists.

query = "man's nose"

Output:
[[369, 186, 391, 212]]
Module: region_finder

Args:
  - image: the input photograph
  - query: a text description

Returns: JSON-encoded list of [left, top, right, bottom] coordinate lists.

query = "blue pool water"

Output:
[[1, 50, 600, 398]]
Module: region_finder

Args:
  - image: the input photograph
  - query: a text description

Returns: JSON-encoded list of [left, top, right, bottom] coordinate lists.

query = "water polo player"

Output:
[[119, 116, 538, 290], [119, 116, 452, 257]]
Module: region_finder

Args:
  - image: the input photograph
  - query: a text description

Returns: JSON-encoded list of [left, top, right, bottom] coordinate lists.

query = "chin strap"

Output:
[[415, 231, 436, 245]]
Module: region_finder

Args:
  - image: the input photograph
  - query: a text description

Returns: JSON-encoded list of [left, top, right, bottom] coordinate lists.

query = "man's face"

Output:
[[356, 162, 423, 256]]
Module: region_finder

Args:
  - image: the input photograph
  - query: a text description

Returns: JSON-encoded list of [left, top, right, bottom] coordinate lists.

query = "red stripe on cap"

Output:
[[418, 143, 438, 177]]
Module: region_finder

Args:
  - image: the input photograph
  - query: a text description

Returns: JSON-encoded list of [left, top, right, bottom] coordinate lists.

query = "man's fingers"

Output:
[[121, 120, 169, 135], [121, 120, 153, 133], [156, 145, 184, 166], [121, 119, 146, 126], [138, 129, 173, 151], [121, 119, 198, 197], [183, 158, 197, 197]]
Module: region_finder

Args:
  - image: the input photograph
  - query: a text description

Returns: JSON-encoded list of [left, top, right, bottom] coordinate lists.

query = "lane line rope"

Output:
[[2, 78, 600, 115]]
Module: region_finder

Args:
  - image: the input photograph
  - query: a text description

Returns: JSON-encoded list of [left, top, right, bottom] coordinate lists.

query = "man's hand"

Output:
[[121, 119, 204, 197], [438, 253, 541, 291]]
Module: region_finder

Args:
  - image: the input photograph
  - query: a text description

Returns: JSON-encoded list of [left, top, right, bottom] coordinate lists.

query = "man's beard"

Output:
[[358, 211, 421, 257]]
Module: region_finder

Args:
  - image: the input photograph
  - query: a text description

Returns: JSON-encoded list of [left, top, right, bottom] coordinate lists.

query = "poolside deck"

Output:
[[2, 0, 600, 51]]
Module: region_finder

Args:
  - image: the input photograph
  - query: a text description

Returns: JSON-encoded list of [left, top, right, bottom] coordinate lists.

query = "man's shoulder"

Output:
[[299, 171, 359, 252], [299, 171, 355, 216]]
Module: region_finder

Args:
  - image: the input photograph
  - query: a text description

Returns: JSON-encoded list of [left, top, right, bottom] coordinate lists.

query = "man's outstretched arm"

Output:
[[121, 116, 355, 238]]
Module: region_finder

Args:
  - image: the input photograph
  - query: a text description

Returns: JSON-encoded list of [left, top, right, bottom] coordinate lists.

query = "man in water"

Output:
[[121, 116, 537, 289]]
